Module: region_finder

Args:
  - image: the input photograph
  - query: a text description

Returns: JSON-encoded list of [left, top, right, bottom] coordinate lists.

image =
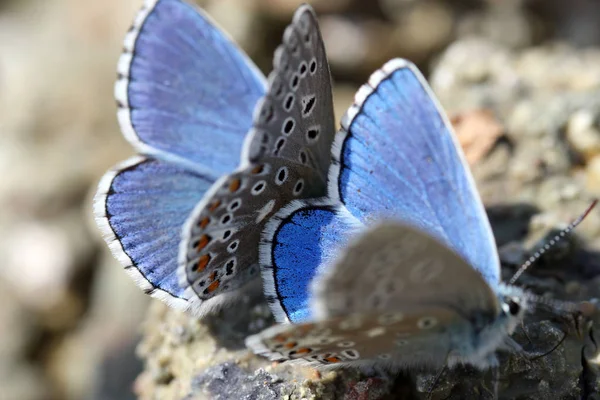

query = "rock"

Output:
[[45, 249, 149, 399], [451, 109, 505, 166], [320, 1, 454, 77], [388, 0, 454, 65], [527, 0, 600, 46], [457, 0, 536, 49], [333, 83, 359, 125], [255, 0, 353, 17], [0, 363, 51, 400], [0, 279, 47, 400], [0, 213, 95, 326], [586, 156, 600, 195], [566, 109, 600, 161], [319, 15, 396, 77], [191, 363, 284, 400], [204, 0, 260, 55]]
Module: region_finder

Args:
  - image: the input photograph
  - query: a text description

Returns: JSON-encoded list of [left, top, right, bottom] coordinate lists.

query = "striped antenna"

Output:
[[525, 293, 598, 318], [509, 200, 598, 285], [525, 292, 579, 314]]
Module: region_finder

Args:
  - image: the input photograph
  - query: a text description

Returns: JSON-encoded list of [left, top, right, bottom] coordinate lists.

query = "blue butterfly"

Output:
[[94, 0, 266, 312], [175, 4, 336, 315], [245, 59, 532, 370], [95, 1, 336, 316]]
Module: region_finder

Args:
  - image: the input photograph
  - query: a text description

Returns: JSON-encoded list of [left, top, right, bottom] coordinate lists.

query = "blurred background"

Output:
[[2, 0, 600, 399]]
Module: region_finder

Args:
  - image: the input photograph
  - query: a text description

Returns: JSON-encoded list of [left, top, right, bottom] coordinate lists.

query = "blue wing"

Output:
[[116, 0, 266, 177], [262, 203, 359, 323], [176, 4, 338, 317], [97, 0, 266, 309], [330, 59, 499, 286], [261, 59, 499, 323], [95, 157, 213, 309]]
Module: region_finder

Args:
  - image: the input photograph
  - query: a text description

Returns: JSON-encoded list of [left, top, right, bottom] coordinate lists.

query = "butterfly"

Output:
[[94, 0, 336, 316], [244, 57, 536, 371], [176, 4, 338, 316]]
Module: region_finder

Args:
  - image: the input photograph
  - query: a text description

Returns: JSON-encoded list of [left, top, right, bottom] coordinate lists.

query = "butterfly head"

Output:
[[499, 285, 529, 324], [497, 283, 529, 333], [449, 284, 529, 369]]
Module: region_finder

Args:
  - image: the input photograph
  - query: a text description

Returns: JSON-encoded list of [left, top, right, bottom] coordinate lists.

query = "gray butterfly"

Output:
[[246, 221, 528, 370], [178, 5, 336, 316]]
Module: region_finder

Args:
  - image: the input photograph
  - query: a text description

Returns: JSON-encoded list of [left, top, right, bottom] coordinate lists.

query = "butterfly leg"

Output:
[[357, 363, 395, 383], [481, 355, 499, 400], [518, 320, 535, 347], [425, 365, 447, 400], [490, 366, 499, 400]]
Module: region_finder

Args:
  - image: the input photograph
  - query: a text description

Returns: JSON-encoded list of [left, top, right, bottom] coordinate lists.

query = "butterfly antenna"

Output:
[[526, 293, 572, 312], [426, 365, 447, 400], [525, 293, 599, 318], [528, 330, 568, 362], [508, 199, 598, 285]]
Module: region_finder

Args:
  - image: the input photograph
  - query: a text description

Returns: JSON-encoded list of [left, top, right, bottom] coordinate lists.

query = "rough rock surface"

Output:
[[136, 40, 600, 399]]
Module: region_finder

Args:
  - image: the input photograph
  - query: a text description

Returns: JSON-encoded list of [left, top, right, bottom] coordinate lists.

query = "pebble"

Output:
[[567, 109, 600, 160]]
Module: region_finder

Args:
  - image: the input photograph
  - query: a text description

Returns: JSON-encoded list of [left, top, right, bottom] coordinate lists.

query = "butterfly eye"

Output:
[[503, 298, 521, 316]]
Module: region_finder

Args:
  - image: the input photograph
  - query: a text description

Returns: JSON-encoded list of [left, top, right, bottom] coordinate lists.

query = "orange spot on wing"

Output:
[[195, 254, 211, 272], [209, 271, 217, 282], [289, 347, 311, 359], [196, 234, 210, 250], [273, 334, 288, 343], [208, 200, 221, 212], [324, 356, 341, 363], [298, 324, 314, 335], [229, 178, 241, 192], [284, 342, 298, 349], [251, 164, 264, 174], [295, 347, 311, 354], [198, 217, 210, 229], [206, 280, 220, 293]]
